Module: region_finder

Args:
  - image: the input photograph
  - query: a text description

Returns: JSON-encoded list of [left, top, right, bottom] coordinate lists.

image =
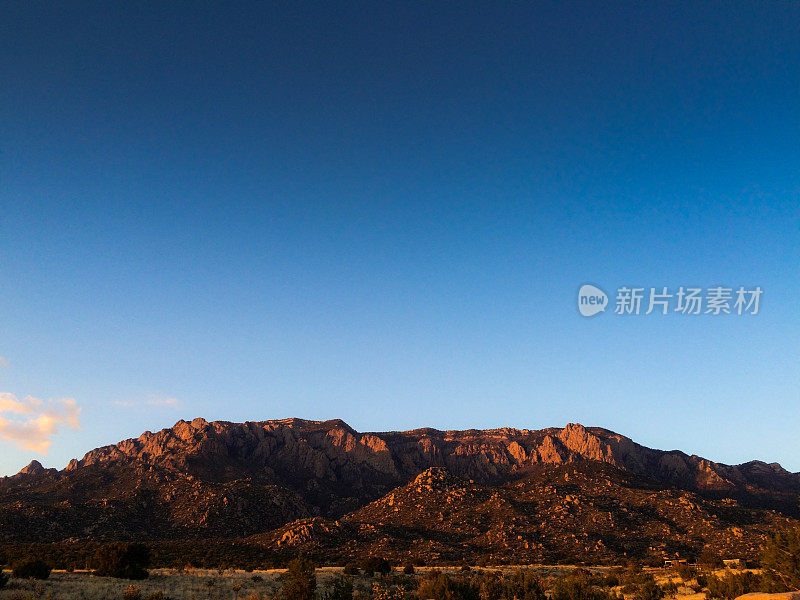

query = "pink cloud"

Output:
[[0, 394, 81, 454]]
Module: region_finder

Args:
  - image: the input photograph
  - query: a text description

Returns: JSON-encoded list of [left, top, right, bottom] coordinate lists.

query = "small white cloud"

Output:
[[148, 396, 180, 407], [113, 395, 181, 409], [0, 393, 38, 414], [0, 394, 81, 454]]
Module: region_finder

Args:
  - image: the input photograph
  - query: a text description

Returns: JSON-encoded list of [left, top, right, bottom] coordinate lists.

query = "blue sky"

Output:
[[1, 2, 798, 475]]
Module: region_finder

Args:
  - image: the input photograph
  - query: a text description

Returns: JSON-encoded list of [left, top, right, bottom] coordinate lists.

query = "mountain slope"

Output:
[[1, 417, 797, 563], [252, 463, 795, 564]]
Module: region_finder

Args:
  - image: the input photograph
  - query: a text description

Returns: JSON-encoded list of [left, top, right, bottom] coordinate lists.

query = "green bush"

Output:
[[281, 557, 316, 600], [361, 557, 391, 576], [696, 549, 724, 569], [343, 562, 360, 576], [602, 574, 619, 588], [470, 569, 548, 600], [762, 525, 800, 591], [661, 581, 679, 596], [13, 558, 51, 580], [632, 579, 664, 600], [706, 572, 764, 600], [621, 570, 655, 594], [676, 564, 696, 582], [94, 543, 150, 579], [124, 584, 142, 600], [324, 574, 354, 600], [501, 570, 545, 600], [418, 572, 479, 600], [551, 569, 614, 600]]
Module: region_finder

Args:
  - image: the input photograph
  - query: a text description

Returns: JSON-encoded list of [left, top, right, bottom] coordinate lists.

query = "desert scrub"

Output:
[[0, 570, 280, 600], [94, 543, 150, 580], [280, 558, 316, 600], [12, 560, 51, 580], [371, 582, 404, 600], [125, 584, 143, 600]]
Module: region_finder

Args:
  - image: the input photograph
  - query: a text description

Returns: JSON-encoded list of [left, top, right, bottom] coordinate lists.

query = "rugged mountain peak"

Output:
[[556, 423, 619, 464], [18, 460, 46, 475]]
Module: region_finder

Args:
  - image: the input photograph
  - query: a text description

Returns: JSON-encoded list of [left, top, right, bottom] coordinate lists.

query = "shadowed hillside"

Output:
[[1, 418, 798, 563]]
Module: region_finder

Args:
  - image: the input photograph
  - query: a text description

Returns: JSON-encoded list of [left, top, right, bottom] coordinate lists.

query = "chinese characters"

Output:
[[613, 286, 762, 315]]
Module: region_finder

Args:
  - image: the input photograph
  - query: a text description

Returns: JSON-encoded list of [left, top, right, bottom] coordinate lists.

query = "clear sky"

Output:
[[1, 2, 798, 476]]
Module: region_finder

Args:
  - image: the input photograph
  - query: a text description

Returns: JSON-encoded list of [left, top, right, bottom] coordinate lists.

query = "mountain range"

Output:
[[2, 418, 798, 564]]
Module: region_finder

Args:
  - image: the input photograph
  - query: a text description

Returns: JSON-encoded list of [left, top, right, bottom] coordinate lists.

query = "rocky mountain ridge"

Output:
[[52, 418, 800, 495], [1, 417, 798, 563]]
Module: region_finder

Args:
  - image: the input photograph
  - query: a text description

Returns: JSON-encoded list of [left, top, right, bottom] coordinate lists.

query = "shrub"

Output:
[[625, 560, 643, 574], [372, 582, 406, 600], [403, 563, 415, 575], [281, 557, 316, 600], [418, 572, 479, 600], [705, 572, 765, 600], [602, 574, 619, 588], [94, 543, 150, 579], [632, 579, 664, 600], [762, 525, 800, 591], [696, 549, 724, 569], [325, 574, 354, 600], [343, 562, 360, 576], [124, 584, 142, 600], [501, 570, 546, 600], [661, 581, 679, 596], [552, 579, 609, 600], [12, 558, 51, 580], [361, 557, 391, 577], [551, 570, 613, 600], [676, 564, 696, 582], [475, 571, 503, 600], [0, 571, 8, 589], [621, 571, 655, 594]]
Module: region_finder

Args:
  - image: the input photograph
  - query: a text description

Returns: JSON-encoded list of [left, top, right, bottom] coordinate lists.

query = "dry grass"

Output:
[[0, 565, 680, 600], [0, 569, 285, 600], [0, 568, 421, 600]]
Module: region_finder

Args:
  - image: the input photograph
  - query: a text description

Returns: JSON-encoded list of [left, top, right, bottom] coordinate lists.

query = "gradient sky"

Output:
[[1, 2, 798, 476]]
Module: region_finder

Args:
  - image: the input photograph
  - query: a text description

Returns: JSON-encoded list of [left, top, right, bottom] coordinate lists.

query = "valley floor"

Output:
[[0, 566, 710, 600]]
